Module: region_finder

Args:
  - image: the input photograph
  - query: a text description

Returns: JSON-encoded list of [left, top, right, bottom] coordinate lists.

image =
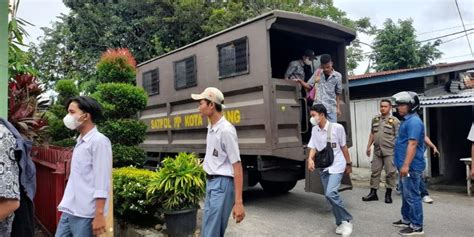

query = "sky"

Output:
[[17, 0, 474, 75]]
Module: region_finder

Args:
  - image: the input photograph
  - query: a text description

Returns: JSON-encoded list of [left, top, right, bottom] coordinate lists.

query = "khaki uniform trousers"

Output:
[[370, 153, 397, 189]]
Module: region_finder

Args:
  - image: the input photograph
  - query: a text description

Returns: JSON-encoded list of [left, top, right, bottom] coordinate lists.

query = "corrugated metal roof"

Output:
[[420, 89, 474, 107], [350, 66, 432, 80], [349, 60, 474, 81]]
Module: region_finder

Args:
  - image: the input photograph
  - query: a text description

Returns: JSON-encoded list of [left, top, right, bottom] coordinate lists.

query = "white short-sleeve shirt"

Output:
[[308, 121, 347, 174], [58, 127, 112, 218], [204, 117, 241, 177], [468, 123, 474, 142]]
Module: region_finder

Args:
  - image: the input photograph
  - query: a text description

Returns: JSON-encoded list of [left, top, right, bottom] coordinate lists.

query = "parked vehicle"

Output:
[[137, 10, 355, 194]]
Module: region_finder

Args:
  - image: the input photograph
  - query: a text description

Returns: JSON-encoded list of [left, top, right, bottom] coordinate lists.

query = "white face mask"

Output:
[[310, 116, 320, 126], [304, 58, 312, 65], [63, 113, 84, 130]]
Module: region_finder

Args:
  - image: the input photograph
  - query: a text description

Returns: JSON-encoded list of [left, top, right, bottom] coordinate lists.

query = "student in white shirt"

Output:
[[191, 87, 245, 237], [55, 96, 112, 237], [307, 104, 353, 236]]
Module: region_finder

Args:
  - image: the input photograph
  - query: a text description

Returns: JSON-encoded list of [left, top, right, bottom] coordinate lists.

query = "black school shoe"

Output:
[[392, 220, 410, 228], [399, 226, 424, 236]]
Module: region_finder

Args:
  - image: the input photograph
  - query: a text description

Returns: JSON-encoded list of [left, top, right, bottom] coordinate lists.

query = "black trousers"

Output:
[[11, 189, 35, 237]]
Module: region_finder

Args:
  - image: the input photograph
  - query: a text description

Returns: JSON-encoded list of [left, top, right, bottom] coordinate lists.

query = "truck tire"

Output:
[[260, 180, 297, 194]]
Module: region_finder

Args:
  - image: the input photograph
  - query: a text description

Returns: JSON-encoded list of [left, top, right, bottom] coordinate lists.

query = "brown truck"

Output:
[[136, 10, 355, 194]]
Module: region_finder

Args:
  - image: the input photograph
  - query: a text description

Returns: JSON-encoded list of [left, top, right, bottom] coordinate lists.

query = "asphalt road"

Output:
[[224, 180, 474, 237]]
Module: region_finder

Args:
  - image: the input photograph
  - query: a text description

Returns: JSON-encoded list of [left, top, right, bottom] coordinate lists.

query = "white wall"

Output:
[[349, 99, 382, 168]]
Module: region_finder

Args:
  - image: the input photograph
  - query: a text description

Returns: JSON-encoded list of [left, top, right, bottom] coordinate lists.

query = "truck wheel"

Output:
[[260, 180, 297, 194]]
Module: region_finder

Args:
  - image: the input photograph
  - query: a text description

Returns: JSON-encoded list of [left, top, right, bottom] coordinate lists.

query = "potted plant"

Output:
[[147, 152, 206, 237]]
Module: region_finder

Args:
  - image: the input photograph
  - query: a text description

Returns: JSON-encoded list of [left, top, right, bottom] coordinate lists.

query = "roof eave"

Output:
[[349, 68, 435, 87]]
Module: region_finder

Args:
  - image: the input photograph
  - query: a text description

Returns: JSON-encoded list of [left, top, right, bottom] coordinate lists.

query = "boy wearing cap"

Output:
[[191, 87, 245, 237]]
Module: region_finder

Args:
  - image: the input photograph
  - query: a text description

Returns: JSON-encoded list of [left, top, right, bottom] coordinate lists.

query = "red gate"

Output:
[[32, 146, 72, 234]]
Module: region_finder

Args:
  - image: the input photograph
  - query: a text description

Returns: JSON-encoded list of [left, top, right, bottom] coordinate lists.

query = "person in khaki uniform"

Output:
[[363, 99, 400, 203]]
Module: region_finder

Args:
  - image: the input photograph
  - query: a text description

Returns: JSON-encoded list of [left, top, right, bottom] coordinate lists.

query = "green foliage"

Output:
[[28, 18, 93, 89], [79, 78, 99, 95], [147, 153, 206, 211], [370, 19, 442, 71], [47, 104, 67, 121], [8, 0, 37, 78], [96, 57, 136, 84], [45, 112, 76, 143], [30, 0, 372, 87], [51, 138, 76, 148], [55, 79, 79, 106], [99, 119, 147, 146], [113, 167, 159, 223], [112, 144, 147, 168], [93, 83, 147, 119]]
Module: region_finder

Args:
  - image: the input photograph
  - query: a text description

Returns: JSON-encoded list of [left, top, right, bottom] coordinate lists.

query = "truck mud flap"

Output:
[[304, 164, 353, 195]]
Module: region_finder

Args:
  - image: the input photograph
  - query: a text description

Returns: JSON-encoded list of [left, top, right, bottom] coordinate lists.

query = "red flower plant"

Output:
[[100, 48, 137, 69], [8, 74, 48, 142]]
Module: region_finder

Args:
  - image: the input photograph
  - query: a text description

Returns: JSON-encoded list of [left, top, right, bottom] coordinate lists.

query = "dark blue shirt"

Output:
[[394, 113, 425, 172]]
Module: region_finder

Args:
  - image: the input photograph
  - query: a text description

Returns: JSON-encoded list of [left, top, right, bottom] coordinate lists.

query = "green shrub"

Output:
[[113, 167, 159, 224], [93, 83, 147, 119], [55, 79, 79, 106], [147, 153, 206, 211], [45, 112, 76, 142], [97, 57, 136, 84], [79, 79, 99, 95], [51, 138, 76, 148], [48, 104, 68, 118], [99, 119, 147, 146], [113, 144, 146, 167]]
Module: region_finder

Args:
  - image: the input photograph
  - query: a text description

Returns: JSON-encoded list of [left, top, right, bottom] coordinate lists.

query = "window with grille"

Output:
[[218, 37, 249, 78], [174, 56, 197, 90], [142, 69, 159, 95]]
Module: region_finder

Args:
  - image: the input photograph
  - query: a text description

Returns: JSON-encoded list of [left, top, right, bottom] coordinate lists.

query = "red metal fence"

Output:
[[32, 146, 72, 234]]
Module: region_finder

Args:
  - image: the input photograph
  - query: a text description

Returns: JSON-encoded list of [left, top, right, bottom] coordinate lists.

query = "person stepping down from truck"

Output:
[[306, 54, 343, 123], [307, 104, 353, 236]]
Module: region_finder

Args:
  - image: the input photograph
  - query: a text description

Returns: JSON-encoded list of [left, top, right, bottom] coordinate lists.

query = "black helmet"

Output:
[[391, 91, 420, 113]]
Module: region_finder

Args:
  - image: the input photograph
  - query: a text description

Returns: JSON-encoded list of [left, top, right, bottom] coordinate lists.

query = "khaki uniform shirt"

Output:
[[371, 115, 400, 156]]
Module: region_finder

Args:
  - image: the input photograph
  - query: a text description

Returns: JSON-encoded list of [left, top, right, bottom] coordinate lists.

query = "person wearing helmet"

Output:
[[391, 91, 426, 236]]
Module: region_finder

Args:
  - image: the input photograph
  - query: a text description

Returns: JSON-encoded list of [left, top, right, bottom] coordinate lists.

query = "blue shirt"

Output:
[[394, 113, 425, 171], [58, 127, 112, 218]]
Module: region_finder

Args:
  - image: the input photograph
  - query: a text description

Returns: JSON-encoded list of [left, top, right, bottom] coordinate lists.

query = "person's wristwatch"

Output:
[[346, 162, 352, 167]]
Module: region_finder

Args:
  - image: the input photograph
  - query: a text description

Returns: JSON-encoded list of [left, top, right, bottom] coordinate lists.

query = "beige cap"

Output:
[[191, 87, 226, 108]]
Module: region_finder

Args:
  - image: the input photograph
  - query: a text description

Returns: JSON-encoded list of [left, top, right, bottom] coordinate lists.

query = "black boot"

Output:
[[385, 188, 393, 204], [362, 188, 378, 201]]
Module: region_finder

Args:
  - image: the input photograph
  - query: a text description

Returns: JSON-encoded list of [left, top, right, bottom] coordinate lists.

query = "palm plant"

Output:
[[147, 152, 206, 211]]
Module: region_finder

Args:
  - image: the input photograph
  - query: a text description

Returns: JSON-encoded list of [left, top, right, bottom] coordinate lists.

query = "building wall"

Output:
[[349, 99, 381, 168]]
